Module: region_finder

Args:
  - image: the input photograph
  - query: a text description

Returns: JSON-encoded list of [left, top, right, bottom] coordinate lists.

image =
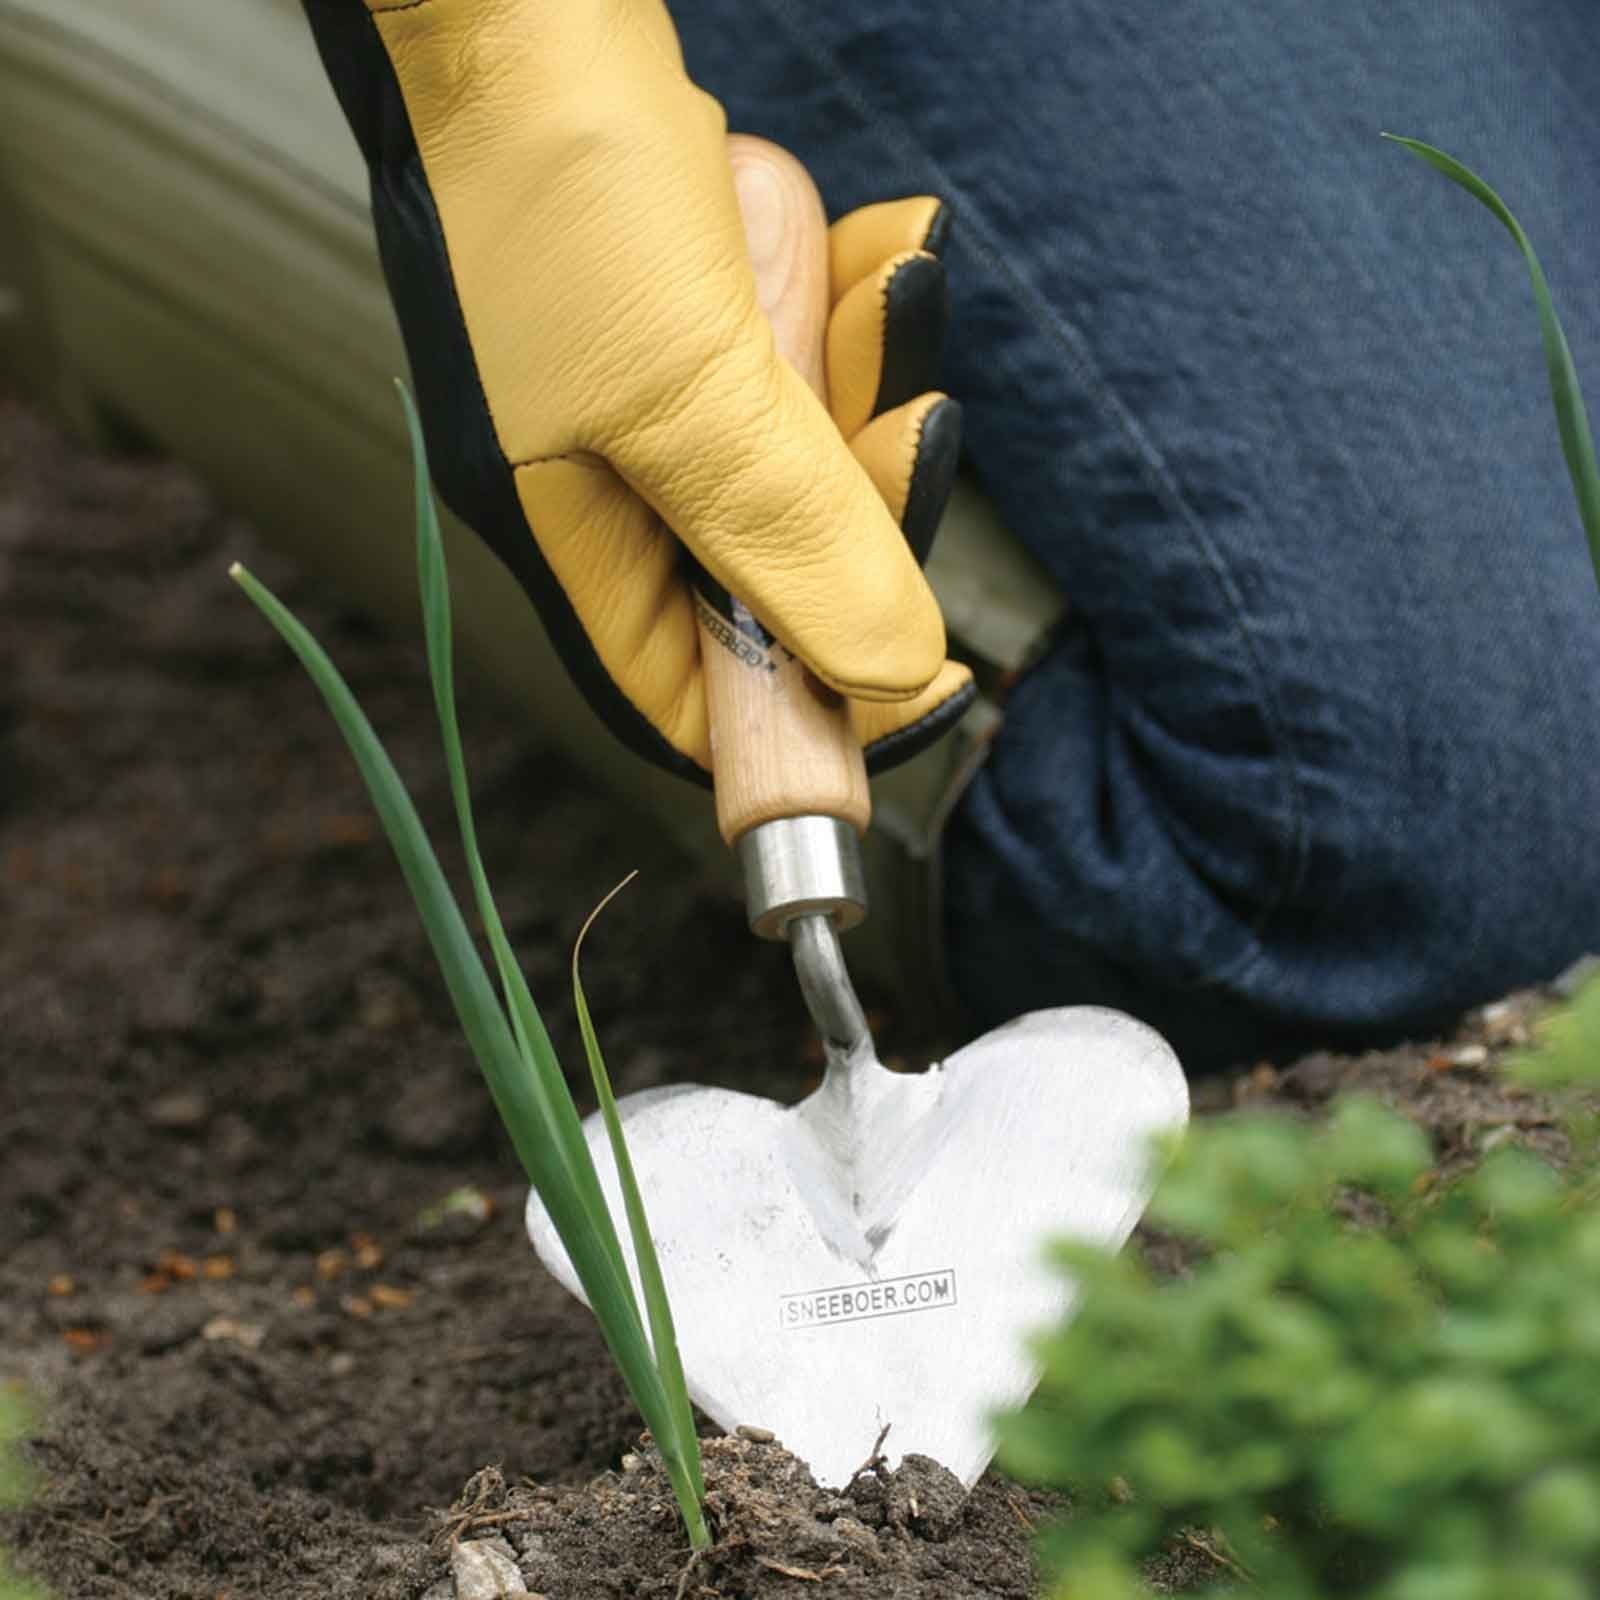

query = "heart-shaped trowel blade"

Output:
[[526, 1006, 1187, 1489]]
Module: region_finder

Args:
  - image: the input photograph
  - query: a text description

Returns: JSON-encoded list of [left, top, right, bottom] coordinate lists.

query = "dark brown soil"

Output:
[[419, 1442, 1056, 1599], [0, 389, 1581, 1599]]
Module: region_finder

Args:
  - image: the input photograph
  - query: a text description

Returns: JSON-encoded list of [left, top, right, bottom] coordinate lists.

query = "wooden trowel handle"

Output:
[[695, 136, 871, 849]]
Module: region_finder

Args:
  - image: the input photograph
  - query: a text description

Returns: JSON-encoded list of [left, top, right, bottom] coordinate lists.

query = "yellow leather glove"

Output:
[[303, 0, 974, 781]]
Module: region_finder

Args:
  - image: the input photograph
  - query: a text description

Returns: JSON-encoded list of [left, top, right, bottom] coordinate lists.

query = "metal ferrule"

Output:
[[736, 815, 867, 941]]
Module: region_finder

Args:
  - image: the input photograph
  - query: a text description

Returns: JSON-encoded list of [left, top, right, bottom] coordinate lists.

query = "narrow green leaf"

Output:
[[397, 385, 634, 1301], [228, 560, 677, 1461], [396, 388, 704, 1542], [573, 873, 708, 1525], [390, 387, 710, 1523], [1384, 134, 1600, 591]]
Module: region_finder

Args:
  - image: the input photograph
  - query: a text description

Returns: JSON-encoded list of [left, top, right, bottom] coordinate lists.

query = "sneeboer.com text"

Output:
[[780, 1269, 958, 1330]]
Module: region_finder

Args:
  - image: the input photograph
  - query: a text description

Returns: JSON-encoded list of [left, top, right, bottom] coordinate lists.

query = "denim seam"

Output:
[[753, 0, 1313, 975]]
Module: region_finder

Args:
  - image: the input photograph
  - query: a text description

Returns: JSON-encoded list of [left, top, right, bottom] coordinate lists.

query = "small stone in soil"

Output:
[[201, 1315, 265, 1350], [451, 1537, 529, 1599], [144, 1089, 210, 1129]]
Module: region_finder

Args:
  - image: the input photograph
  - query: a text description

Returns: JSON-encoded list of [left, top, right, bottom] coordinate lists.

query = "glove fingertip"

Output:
[[876, 253, 950, 417], [805, 550, 947, 703], [829, 195, 949, 304], [860, 663, 979, 774], [903, 396, 963, 566]]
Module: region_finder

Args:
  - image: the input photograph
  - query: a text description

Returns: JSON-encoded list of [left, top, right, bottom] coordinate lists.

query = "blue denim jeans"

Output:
[[674, 1, 1600, 1068]]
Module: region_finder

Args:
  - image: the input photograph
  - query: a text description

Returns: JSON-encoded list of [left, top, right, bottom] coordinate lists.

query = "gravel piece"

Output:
[[144, 1089, 210, 1129], [451, 1537, 529, 1598]]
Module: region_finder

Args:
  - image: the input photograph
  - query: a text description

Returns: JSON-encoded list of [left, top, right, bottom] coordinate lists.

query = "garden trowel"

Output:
[[526, 136, 1188, 1491]]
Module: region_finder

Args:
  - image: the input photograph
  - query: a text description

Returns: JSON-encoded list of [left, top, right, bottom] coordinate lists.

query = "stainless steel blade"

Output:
[[526, 1006, 1187, 1489]]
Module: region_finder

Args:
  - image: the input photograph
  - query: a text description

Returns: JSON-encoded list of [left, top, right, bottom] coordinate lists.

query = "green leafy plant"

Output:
[[999, 1044, 1600, 1599], [230, 388, 707, 1548], [1, 1388, 50, 1600], [1514, 972, 1600, 1173]]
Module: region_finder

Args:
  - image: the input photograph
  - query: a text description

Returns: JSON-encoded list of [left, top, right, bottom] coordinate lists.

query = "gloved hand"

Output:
[[302, 0, 972, 782]]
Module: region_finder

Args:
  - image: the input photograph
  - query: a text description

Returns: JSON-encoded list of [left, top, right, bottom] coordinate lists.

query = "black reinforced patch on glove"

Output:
[[864, 674, 979, 774], [901, 398, 963, 567], [875, 254, 950, 418]]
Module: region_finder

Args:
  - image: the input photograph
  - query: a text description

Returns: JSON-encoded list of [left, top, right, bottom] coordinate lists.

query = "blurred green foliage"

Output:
[[0, 1389, 48, 1600], [999, 981, 1600, 1599]]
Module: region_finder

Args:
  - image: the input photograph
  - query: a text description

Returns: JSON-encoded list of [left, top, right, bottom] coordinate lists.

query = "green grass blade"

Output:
[[392, 388, 704, 1540], [0, 1392, 49, 1600], [1384, 134, 1600, 591], [573, 874, 707, 1522], [397, 385, 634, 1301], [229, 561, 677, 1452]]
